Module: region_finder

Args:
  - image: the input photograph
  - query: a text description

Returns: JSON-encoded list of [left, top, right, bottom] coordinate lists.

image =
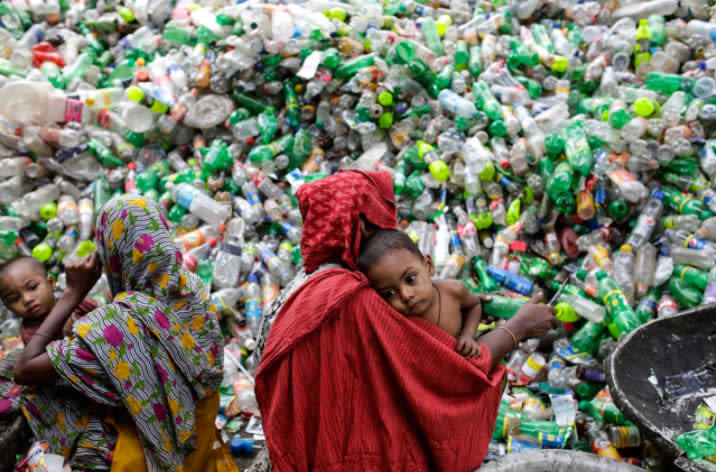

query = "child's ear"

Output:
[[48, 274, 56, 292], [423, 254, 435, 276]]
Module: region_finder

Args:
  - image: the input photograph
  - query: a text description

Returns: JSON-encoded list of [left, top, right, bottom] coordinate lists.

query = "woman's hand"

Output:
[[509, 293, 556, 341], [65, 252, 102, 302]]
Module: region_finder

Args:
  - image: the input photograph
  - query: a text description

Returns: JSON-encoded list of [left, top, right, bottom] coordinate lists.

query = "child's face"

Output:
[[0, 261, 56, 320], [364, 248, 436, 317]]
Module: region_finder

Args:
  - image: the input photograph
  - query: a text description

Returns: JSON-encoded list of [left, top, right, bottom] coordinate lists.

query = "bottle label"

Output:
[[556, 344, 596, 366], [176, 186, 199, 209], [684, 235, 707, 250], [220, 243, 242, 257], [608, 168, 636, 186], [245, 299, 262, 319], [64, 98, 84, 123], [246, 191, 261, 207], [704, 283, 716, 303]]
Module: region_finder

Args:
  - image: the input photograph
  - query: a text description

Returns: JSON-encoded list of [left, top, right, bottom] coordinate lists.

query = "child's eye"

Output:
[[381, 290, 396, 299], [407, 274, 416, 283]]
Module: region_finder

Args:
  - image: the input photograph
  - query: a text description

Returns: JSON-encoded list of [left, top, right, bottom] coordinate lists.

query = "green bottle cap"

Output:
[[126, 85, 144, 103], [429, 161, 450, 182], [377, 91, 393, 106], [76, 240, 97, 257], [479, 161, 495, 181], [555, 302, 579, 322], [608, 200, 628, 220], [595, 270, 607, 281], [378, 112, 393, 129], [32, 242, 52, 262], [633, 98, 656, 117], [551, 55, 569, 73], [576, 269, 587, 281], [471, 212, 493, 230], [609, 108, 631, 129], [40, 202, 57, 220], [488, 119, 507, 137]]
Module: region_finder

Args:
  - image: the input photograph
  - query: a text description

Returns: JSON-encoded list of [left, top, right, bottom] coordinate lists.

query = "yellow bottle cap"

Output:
[[126, 85, 144, 103]]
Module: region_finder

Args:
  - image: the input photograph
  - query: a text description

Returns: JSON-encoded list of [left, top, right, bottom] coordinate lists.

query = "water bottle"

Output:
[[255, 242, 292, 285], [612, 245, 635, 303], [625, 191, 663, 248], [245, 274, 263, 338], [169, 182, 231, 226], [213, 237, 243, 289]]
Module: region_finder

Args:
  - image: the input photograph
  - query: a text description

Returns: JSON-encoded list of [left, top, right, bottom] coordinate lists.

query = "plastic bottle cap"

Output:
[[126, 85, 144, 103], [247, 274, 258, 282], [378, 112, 393, 129], [429, 161, 450, 182], [653, 190, 664, 200], [510, 241, 527, 252], [576, 269, 587, 281], [595, 271, 607, 280], [40, 202, 57, 220], [208, 237, 217, 247], [32, 243, 52, 263], [633, 98, 655, 117], [620, 244, 632, 252], [377, 91, 393, 106], [551, 56, 568, 73]]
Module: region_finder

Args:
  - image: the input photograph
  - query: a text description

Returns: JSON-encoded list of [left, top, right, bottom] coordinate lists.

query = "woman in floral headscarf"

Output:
[[14, 195, 236, 472]]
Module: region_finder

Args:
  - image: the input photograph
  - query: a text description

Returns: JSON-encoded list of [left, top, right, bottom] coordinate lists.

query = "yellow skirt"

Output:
[[105, 392, 239, 472]]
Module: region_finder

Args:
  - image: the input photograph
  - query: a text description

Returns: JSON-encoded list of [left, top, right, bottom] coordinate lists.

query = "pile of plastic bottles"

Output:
[[2, 0, 716, 465]]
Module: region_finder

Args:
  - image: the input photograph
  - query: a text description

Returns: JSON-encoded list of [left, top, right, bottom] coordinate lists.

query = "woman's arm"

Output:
[[14, 253, 102, 385], [479, 293, 556, 370]]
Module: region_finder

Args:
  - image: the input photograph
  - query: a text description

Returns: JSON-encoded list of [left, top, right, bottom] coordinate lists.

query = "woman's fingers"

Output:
[[528, 292, 544, 305]]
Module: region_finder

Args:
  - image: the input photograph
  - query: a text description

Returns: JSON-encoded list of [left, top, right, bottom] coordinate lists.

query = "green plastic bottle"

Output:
[[257, 107, 278, 144], [673, 265, 708, 291], [564, 121, 593, 176], [334, 54, 376, 79], [472, 81, 502, 121], [635, 286, 662, 324], [472, 255, 500, 292], [493, 402, 524, 439], [248, 134, 294, 163], [570, 321, 606, 355], [596, 271, 640, 339], [93, 174, 112, 211], [518, 253, 557, 279], [669, 276, 703, 309], [644, 72, 695, 95], [483, 295, 529, 319], [200, 139, 233, 178], [87, 138, 123, 167], [661, 186, 714, 221]]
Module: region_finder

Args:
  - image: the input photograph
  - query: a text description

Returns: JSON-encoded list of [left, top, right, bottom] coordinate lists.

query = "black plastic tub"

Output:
[[606, 304, 716, 472]]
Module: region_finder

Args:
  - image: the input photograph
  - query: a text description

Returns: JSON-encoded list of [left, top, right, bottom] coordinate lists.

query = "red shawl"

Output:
[[255, 170, 505, 471]]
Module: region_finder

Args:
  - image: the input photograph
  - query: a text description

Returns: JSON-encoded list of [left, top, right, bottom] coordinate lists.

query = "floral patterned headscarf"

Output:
[[31, 195, 223, 472]]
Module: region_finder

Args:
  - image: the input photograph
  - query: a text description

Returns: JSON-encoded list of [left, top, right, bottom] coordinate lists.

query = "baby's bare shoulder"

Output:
[[433, 279, 468, 297]]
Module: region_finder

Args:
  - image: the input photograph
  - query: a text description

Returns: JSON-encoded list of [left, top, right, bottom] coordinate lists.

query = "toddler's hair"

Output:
[[0, 256, 46, 283], [358, 229, 423, 273]]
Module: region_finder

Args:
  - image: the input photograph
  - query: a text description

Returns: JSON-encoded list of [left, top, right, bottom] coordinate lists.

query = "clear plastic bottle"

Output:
[[613, 245, 636, 303], [245, 274, 263, 339], [633, 243, 657, 298], [182, 238, 217, 272], [169, 182, 231, 226], [625, 191, 664, 248], [213, 237, 243, 289]]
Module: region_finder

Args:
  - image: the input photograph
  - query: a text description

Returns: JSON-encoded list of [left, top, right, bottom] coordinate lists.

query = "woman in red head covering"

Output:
[[252, 170, 555, 472]]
